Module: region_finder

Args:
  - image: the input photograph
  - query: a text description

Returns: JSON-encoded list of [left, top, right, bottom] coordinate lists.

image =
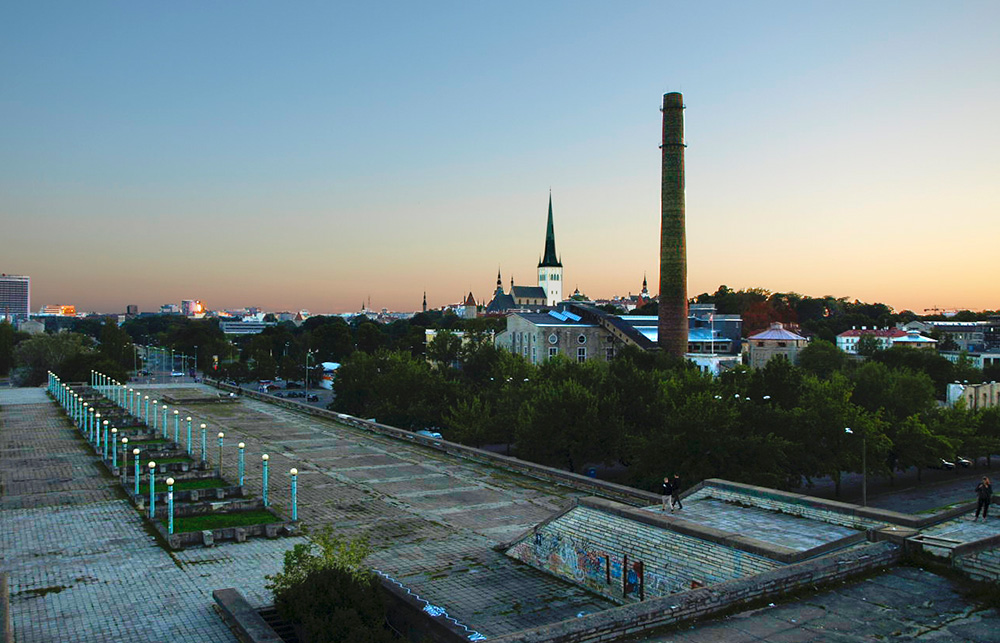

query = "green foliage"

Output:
[[0, 321, 14, 376], [266, 527, 393, 643], [797, 340, 845, 379]]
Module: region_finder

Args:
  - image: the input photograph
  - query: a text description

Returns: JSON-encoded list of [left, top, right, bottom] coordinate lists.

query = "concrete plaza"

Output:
[[2, 383, 999, 642]]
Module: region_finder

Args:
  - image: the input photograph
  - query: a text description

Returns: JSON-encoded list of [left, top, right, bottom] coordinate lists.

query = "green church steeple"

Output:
[[538, 192, 562, 268]]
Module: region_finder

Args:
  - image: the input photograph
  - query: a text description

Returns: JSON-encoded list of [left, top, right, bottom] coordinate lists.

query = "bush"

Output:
[[266, 527, 395, 643]]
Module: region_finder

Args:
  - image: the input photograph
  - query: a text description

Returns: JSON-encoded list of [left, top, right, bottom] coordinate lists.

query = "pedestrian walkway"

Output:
[[0, 388, 302, 643]]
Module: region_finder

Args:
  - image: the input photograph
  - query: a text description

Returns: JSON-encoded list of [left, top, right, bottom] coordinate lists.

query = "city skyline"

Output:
[[2, 2, 998, 314]]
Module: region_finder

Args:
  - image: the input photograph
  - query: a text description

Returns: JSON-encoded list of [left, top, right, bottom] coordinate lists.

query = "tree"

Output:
[[856, 333, 882, 357], [797, 340, 845, 379], [426, 331, 462, 367], [266, 527, 393, 643], [0, 321, 14, 376], [11, 332, 93, 386]]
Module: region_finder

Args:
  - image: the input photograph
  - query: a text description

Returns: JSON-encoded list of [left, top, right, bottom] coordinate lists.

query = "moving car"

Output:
[[955, 456, 972, 468], [928, 458, 956, 470]]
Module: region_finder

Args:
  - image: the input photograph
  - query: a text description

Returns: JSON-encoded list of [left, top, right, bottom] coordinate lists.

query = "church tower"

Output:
[[537, 193, 563, 306]]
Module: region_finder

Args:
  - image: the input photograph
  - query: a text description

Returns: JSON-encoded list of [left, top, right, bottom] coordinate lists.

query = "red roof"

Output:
[[837, 328, 906, 338]]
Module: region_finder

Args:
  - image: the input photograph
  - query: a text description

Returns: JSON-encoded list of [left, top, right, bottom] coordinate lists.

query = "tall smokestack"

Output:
[[658, 92, 687, 358]]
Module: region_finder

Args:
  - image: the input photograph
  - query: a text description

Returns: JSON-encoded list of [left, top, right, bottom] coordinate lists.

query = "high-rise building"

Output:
[[0, 274, 30, 322], [126, 304, 138, 316], [537, 193, 563, 306], [181, 300, 204, 316]]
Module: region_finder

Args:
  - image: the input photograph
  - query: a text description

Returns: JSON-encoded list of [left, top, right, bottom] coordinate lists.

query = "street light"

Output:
[[845, 427, 866, 507], [305, 349, 317, 393]]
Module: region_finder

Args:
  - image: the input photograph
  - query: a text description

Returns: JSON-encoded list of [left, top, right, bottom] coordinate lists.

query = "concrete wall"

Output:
[[505, 502, 780, 602], [490, 542, 901, 643], [952, 533, 1000, 583]]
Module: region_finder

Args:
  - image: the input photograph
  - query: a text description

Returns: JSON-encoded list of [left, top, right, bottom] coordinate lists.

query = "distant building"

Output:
[[485, 271, 548, 315], [836, 327, 906, 354], [319, 362, 341, 390], [0, 274, 30, 322], [462, 292, 477, 319], [219, 314, 275, 335], [890, 330, 937, 351], [40, 305, 76, 316], [160, 304, 181, 315], [899, 320, 985, 352], [126, 304, 139, 316], [496, 303, 742, 374], [947, 381, 1000, 410], [747, 322, 809, 369], [17, 319, 45, 335], [537, 193, 563, 306], [181, 300, 205, 317]]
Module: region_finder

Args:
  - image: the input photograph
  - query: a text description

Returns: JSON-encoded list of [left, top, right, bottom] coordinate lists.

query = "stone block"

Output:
[[234, 527, 247, 543], [202, 530, 214, 547], [190, 490, 199, 502], [265, 523, 280, 539]]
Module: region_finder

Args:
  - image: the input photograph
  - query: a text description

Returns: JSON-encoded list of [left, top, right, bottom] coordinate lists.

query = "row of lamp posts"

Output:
[[66, 370, 301, 535]]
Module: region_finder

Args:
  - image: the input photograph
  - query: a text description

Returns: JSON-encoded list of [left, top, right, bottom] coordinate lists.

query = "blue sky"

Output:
[[2, 1, 998, 313]]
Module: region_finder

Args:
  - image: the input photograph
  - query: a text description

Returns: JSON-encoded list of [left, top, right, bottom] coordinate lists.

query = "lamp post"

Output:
[[305, 349, 316, 394], [217, 432, 225, 476], [111, 428, 118, 466], [186, 417, 192, 455], [120, 436, 127, 470], [152, 400, 159, 432], [173, 410, 180, 443], [133, 448, 141, 495], [290, 468, 298, 521], [166, 477, 175, 535], [845, 427, 867, 507], [262, 454, 270, 507], [127, 388, 133, 415], [200, 424, 207, 463], [101, 419, 109, 459], [148, 461, 156, 519], [161, 405, 168, 438], [143, 396, 150, 425], [238, 442, 245, 486]]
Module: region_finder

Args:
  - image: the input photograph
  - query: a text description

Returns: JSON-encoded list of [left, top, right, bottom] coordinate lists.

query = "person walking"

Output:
[[670, 474, 683, 511], [975, 476, 992, 521], [662, 476, 674, 512]]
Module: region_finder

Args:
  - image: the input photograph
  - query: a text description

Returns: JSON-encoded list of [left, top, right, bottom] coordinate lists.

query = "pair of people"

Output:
[[974, 476, 992, 521], [662, 474, 682, 512]]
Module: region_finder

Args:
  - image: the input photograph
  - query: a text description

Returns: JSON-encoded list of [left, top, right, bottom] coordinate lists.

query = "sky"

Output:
[[2, 1, 998, 315]]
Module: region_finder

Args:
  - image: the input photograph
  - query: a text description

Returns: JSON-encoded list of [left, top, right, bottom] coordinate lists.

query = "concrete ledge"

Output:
[[207, 379, 661, 507], [698, 478, 964, 529], [578, 496, 866, 564], [378, 574, 476, 643], [212, 588, 283, 643], [488, 542, 901, 643]]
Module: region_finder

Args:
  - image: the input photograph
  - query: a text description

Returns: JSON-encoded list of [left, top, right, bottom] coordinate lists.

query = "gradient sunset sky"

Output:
[[2, 1, 998, 314]]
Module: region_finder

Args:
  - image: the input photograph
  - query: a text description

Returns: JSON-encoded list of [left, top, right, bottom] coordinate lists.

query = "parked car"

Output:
[[417, 429, 443, 440], [307, 394, 319, 402], [285, 381, 303, 389], [171, 371, 184, 377], [955, 456, 973, 468], [928, 458, 956, 470]]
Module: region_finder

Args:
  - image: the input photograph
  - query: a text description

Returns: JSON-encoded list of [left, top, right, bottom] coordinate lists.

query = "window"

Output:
[[577, 334, 587, 344], [548, 333, 558, 345], [606, 348, 614, 360], [757, 341, 764, 347], [532, 347, 537, 363], [539, 273, 546, 281], [549, 347, 558, 358], [577, 347, 587, 363], [777, 342, 787, 347]]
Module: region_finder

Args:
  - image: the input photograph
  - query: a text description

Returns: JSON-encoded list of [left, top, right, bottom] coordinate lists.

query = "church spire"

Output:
[[538, 192, 562, 268]]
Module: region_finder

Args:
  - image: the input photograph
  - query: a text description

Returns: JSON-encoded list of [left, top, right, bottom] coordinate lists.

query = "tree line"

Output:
[[331, 338, 1000, 496]]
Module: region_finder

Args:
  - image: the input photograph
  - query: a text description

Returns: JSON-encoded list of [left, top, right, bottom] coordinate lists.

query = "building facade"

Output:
[[0, 274, 30, 322], [747, 322, 809, 369], [947, 381, 1000, 410]]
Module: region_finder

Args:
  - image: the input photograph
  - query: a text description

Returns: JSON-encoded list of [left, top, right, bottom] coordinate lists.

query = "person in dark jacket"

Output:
[[670, 474, 683, 511], [662, 476, 673, 512], [975, 476, 992, 521]]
